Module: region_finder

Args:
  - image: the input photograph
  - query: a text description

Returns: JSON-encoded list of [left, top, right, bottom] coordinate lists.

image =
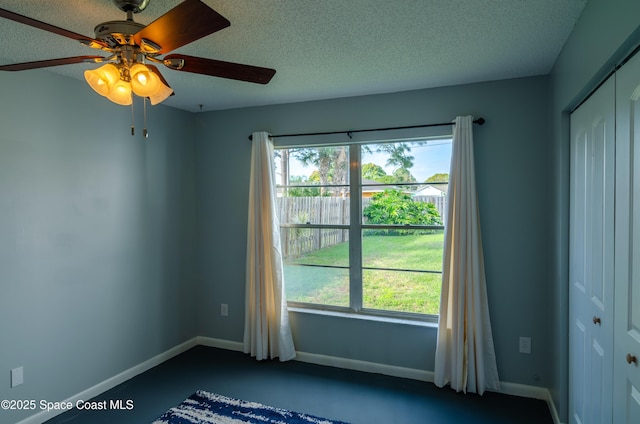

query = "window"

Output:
[[275, 137, 452, 320]]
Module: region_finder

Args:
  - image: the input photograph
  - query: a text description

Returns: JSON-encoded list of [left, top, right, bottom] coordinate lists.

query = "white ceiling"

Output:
[[0, 0, 587, 112]]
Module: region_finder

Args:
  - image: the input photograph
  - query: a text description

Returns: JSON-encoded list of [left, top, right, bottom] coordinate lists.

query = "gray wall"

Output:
[[6, 1, 640, 420], [194, 76, 553, 386], [548, 0, 640, 421], [0, 69, 197, 423]]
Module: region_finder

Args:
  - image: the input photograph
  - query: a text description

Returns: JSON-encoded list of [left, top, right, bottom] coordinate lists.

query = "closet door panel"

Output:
[[570, 104, 588, 424], [570, 75, 615, 424], [614, 48, 640, 424], [590, 116, 615, 314]]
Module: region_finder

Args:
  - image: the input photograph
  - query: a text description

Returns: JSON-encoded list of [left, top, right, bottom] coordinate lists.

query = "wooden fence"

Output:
[[414, 195, 447, 225], [277, 195, 447, 259]]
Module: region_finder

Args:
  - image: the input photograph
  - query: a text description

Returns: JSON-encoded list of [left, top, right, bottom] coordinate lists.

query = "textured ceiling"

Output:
[[0, 0, 587, 112]]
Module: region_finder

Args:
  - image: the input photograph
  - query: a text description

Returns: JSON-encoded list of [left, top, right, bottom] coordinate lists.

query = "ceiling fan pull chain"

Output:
[[143, 96, 148, 138], [131, 101, 135, 136]]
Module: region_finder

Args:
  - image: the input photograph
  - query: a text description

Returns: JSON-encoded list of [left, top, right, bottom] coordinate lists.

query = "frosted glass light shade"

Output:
[[84, 63, 120, 97], [131, 63, 174, 104], [148, 82, 174, 105], [130, 63, 161, 97], [106, 79, 132, 106], [84, 62, 173, 106]]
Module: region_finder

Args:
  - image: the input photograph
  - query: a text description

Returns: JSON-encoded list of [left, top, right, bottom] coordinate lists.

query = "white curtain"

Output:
[[434, 116, 500, 394], [243, 131, 296, 362]]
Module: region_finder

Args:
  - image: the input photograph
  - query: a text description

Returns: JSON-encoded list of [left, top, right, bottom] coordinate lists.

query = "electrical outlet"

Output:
[[11, 367, 23, 387], [220, 303, 228, 317], [519, 337, 532, 354]]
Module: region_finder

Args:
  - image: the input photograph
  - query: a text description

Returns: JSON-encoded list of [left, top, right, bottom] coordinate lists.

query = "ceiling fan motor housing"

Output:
[[112, 0, 150, 13], [94, 20, 145, 46]]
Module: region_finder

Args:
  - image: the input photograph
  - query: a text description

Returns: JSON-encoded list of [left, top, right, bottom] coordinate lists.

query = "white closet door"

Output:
[[614, 50, 640, 424], [569, 76, 615, 424]]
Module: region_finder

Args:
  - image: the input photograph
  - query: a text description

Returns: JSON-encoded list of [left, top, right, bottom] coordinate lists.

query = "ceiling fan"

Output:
[[0, 0, 276, 106]]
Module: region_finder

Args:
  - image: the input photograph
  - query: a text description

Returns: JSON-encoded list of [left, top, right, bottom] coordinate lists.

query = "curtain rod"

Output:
[[247, 117, 485, 140]]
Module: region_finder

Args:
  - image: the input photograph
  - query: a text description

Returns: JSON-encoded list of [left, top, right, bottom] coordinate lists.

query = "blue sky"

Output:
[[362, 139, 452, 182]]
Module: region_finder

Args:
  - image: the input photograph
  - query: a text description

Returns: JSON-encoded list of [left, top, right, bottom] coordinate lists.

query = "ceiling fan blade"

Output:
[[0, 7, 103, 46], [0, 56, 105, 71], [134, 0, 230, 54], [164, 54, 276, 85]]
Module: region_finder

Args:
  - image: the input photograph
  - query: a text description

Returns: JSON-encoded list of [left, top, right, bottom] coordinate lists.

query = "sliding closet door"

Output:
[[569, 75, 615, 424], [613, 50, 640, 424]]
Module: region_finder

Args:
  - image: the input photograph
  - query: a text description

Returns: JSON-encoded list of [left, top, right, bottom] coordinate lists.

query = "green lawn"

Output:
[[284, 232, 444, 315]]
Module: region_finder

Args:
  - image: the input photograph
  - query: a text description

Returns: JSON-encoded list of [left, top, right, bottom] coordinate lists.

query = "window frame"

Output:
[[275, 132, 452, 323]]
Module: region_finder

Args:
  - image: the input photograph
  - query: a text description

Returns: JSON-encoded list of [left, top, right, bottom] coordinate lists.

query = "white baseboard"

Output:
[[545, 390, 565, 424], [497, 381, 564, 424], [294, 349, 435, 382], [197, 337, 565, 424], [16, 338, 198, 424], [196, 336, 243, 352], [197, 336, 435, 382], [17, 336, 565, 424]]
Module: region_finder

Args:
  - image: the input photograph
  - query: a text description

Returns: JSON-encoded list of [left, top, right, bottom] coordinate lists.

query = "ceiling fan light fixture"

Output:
[[106, 78, 133, 105], [130, 63, 174, 104], [84, 61, 174, 105], [130, 63, 160, 96], [147, 81, 174, 105], [84, 63, 120, 97]]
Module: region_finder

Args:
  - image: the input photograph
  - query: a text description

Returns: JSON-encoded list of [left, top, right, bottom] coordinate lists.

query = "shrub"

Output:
[[362, 190, 442, 235]]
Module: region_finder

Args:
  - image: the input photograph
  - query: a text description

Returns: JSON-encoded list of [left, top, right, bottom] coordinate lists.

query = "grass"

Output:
[[284, 232, 444, 315]]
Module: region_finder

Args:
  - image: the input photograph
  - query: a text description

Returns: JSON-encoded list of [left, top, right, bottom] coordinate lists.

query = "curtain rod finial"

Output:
[[475, 118, 485, 125]]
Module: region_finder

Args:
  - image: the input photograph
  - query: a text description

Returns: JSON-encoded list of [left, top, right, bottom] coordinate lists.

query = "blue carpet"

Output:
[[151, 390, 350, 424]]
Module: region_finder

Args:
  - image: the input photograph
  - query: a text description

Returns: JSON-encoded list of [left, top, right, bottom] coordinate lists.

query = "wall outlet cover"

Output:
[[519, 337, 532, 354], [11, 367, 23, 387]]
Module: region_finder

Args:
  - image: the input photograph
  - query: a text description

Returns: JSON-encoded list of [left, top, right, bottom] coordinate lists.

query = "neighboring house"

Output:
[[413, 184, 448, 224], [413, 183, 448, 197], [360, 178, 399, 198]]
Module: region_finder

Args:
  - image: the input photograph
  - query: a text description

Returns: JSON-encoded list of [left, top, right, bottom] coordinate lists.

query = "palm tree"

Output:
[[289, 141, 421, 195], [291, 146, 347, 196]]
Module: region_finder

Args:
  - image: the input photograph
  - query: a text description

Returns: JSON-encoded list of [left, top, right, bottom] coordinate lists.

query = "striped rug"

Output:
[[151, 390, 349, 424]]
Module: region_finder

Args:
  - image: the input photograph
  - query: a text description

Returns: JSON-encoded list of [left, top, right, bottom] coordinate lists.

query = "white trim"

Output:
[[199, 336, 563, 422], [497, 381, 548, 400], [196, 336, 243, 352], [15, 338, 198, 424], [294, 349, 565, 424], [198, 336, 435, 381], [287, 306, 438, 328], [16, 337, 565, 424], [293, 350, 434, 382], [545, 391, 565, 424]]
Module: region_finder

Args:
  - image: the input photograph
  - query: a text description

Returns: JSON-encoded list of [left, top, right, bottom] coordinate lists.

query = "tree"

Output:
[[362, 189, 442, 235], [286, 175, 321, 197], [308, 170, 321, 183], [425, 173, 449, 183], [362, 163, 387, 181], [370, 143, 415, 170], [290, 142, 423, 195], [290, 146, 348, 196], [392, 167, 417, 184], [278, 149, 289, 188]]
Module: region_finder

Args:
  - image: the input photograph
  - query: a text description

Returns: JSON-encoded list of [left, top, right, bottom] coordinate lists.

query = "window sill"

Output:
[[287, 305, 438, 328]]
